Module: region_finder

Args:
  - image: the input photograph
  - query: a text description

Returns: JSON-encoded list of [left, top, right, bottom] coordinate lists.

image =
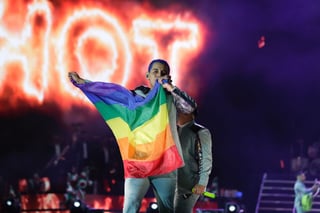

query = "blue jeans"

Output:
[[293, 206, 304, 213], [123, 171, 176, 213]]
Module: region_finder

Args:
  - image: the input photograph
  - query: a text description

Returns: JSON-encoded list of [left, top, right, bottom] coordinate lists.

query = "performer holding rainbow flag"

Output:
[[68, 59, 197, 213]]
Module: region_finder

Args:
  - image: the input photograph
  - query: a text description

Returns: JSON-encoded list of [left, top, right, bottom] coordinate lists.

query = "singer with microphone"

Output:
[[174, 109, 213, 213], [69, 59, 198, 213]]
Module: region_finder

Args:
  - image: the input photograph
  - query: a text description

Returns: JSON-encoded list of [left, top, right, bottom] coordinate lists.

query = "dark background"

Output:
[[1, 0, 320, 212]]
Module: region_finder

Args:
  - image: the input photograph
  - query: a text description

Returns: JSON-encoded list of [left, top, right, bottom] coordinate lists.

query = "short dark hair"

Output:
[[296, 170, 306, 177], [148, 59, 170, 73]]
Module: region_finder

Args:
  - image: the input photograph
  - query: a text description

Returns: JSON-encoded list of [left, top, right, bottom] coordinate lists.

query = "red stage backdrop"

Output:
[[0, 0, 206, 112]]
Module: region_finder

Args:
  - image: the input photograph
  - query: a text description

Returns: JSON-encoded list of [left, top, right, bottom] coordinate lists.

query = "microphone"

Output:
[[161, 79, 169, 84], [203, 191, 216, 199], [182, 191, 216, 199]]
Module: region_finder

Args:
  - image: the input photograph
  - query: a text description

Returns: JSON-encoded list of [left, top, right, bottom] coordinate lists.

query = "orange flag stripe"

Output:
[[117, 124, 175, 161]]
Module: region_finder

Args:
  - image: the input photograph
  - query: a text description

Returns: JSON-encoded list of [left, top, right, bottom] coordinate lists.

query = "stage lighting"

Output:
[[70, 199, 88, 213], [3, 198, 21, 213], [225, 202, 240, 213], [146, 202, 159, 213]]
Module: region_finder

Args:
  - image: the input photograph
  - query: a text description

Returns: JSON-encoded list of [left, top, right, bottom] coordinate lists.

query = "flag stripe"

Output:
[[123, 145, 183, 178], [116, 124, 175, 161], [105, 104, 168, 143], [94, 89, 166, 129]]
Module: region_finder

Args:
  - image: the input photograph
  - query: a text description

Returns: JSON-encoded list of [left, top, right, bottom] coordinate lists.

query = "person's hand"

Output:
[[312, 184, 319, 192], [68, 71, 85, 84], [192, 184, 206, 195], [158, 75, 174, 92]]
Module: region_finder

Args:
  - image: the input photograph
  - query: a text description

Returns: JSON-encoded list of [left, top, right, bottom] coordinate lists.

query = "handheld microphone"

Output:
[[183, 191, 216, 199], [161, 79, 169, 84], [203, 191, 216, 199]]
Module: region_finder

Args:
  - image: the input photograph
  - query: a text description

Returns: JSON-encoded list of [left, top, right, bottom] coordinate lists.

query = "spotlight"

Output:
[[6, 199, 13, 206], [73, 200, 82, 208], [70, 199, 88, 213], [146, 202, 158, 213], [225, 202, 240, 213], [2, 198, 21, 213]]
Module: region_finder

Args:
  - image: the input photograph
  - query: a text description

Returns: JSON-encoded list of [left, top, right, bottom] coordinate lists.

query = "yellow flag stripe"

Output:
[[106, 104, 168, 145]]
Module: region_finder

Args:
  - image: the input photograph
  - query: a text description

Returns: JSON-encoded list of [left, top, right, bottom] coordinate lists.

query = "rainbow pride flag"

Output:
[[73, 81, 183, 178]]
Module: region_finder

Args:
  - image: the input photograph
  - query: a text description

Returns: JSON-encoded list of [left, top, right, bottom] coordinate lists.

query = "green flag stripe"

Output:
[[94, 88, 167, 130]]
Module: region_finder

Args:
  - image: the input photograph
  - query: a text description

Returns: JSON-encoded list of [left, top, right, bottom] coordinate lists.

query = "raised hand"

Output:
[[68, 71, 85, 84]]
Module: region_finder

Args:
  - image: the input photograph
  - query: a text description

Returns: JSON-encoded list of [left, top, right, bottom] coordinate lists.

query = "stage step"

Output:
[[255, 173, 320, 213]]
